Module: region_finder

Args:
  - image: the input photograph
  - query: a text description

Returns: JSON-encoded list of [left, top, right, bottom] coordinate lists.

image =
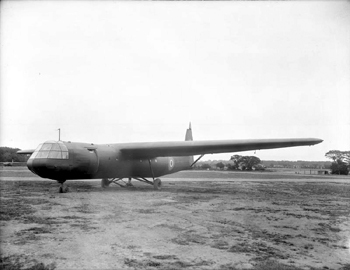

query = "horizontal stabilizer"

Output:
[[17, 149, 35, 155], [119, 138, 323, 159]]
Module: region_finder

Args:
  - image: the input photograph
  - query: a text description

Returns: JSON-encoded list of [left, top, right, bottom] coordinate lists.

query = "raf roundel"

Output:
[[168, 158, 175, 171]]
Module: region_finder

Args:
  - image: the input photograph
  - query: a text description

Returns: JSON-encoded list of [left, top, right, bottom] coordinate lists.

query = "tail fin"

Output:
[[185, 123, 194, 166], [185, 122, 193, 141]]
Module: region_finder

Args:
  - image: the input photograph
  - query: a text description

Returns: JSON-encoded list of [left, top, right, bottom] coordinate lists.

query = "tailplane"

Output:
[[185, 123, 193, 141]]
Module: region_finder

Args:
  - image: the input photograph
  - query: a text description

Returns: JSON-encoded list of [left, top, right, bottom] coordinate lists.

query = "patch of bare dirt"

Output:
[[1, 172, 350, 269]]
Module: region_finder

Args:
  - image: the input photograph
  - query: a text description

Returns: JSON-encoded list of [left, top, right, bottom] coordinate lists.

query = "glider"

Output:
[[17, 124, 323, 192]]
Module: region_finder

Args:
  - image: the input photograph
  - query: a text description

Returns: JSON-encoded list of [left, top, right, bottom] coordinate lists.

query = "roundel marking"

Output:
[[168, 158, 175, 171]]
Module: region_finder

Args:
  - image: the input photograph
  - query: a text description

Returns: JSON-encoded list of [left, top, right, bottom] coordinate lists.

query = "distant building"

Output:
[[273, 165, 284, 168], [317, 170, 330, 175]]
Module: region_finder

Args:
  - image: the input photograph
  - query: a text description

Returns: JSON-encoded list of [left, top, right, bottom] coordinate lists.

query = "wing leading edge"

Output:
[[119, 138, 323, 159]]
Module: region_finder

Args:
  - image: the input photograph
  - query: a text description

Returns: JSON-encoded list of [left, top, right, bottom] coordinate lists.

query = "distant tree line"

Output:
[[325, 150, 349, 175], [196, 150, 349, 175], [195, 155, 265, 171], [261, 160, 331, 169], [194, 158, 333, 172], [0, 147, 28, 162]]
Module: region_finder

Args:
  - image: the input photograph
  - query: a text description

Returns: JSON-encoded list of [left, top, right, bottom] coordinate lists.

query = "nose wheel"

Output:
[[58, 180, 69, 193]]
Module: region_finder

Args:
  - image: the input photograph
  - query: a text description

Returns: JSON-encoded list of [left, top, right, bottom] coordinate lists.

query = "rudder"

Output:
[[185, 123, 194, 165], [185, 123, 193, 141]]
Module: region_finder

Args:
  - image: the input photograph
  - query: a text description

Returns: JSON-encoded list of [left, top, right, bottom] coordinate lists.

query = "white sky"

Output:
[[1, 1, 349, 161]]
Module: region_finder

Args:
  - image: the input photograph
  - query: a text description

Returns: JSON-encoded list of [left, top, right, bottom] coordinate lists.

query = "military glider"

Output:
[[17, 124, 323, 193]]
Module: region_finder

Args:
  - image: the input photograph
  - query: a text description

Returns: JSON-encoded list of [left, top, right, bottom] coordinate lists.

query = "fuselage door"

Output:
[[86, 148, 99, 175]]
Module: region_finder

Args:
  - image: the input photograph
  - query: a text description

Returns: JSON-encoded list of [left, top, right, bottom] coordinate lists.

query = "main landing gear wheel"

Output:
[[153, 178, 162, 190], [126, 178, 133, 187], [101, 178, 111, 188]]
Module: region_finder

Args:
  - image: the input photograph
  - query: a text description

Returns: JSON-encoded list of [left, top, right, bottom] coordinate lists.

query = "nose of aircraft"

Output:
[[27, 155, 73, 180], [26, 141, 71, 180], [27, 158, 50, 177]]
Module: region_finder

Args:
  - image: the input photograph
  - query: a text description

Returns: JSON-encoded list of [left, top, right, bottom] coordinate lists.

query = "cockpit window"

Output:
[[29, 141, 69, 160], [41, 144, 52, 151], [35, 151, 49, 159], [48, 151, 62, 159], [51, 144, 61, 151]]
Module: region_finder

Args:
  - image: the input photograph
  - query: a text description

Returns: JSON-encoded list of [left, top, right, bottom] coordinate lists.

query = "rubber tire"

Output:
[[153, 178, 162, 190], [59, 186, 69, 193], [101, 178, 111, 188]]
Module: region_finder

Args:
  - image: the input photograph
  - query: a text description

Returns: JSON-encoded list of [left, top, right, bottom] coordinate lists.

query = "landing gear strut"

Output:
[[148, 159, 162, 190], [100, 177, 162, 190], [126, 178, 133, 187], [58, 180, 69, 193], [101, 159, 162, 190]]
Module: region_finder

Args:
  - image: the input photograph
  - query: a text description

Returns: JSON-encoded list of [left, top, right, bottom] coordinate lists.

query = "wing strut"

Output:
[[148, 159, 155, 180], [190, 154, 205, 168]]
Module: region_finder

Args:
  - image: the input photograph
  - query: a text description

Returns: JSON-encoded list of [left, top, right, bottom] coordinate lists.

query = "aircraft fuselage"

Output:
[[27, 141, 192, 181]]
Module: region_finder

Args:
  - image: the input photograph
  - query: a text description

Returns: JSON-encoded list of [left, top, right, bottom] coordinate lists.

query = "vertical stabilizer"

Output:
[[185, 122, 193, 141], [185, 123, 194, 166]]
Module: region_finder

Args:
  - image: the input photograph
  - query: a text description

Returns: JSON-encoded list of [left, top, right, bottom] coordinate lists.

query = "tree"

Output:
[[330, 160, 349, 175], [239, 156, 261, 171], [229, 155, 242, 170], [325, 150, 350, 175], [0, 147, 28, 162], [325, 150, 343, 162], [216, 162, 225, 170], [201, 163, 211, 170], [230, 155, 261, 171], [226, 163, 235, 170], [253, 164, 266, 171]]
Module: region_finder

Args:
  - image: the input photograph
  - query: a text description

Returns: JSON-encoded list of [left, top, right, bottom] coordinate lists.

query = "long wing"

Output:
[[119, 138, 323, 159]]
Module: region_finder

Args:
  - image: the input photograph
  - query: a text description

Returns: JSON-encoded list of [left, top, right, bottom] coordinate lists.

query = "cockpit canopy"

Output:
[[29, 141, 69, 160]]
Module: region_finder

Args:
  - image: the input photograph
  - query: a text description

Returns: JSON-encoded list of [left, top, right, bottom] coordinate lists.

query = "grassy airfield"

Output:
[[0, 167, 349, 270]]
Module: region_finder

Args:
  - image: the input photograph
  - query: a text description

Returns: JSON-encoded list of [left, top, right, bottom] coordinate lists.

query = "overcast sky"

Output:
[[1, 1, 349, 161]]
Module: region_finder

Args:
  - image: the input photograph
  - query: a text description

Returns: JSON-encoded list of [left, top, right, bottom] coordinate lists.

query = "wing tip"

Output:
[[310, 138, 323, 145]]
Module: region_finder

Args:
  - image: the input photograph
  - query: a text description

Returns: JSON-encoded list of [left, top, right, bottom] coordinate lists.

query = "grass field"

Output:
[[1, 167, 350, 270]]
